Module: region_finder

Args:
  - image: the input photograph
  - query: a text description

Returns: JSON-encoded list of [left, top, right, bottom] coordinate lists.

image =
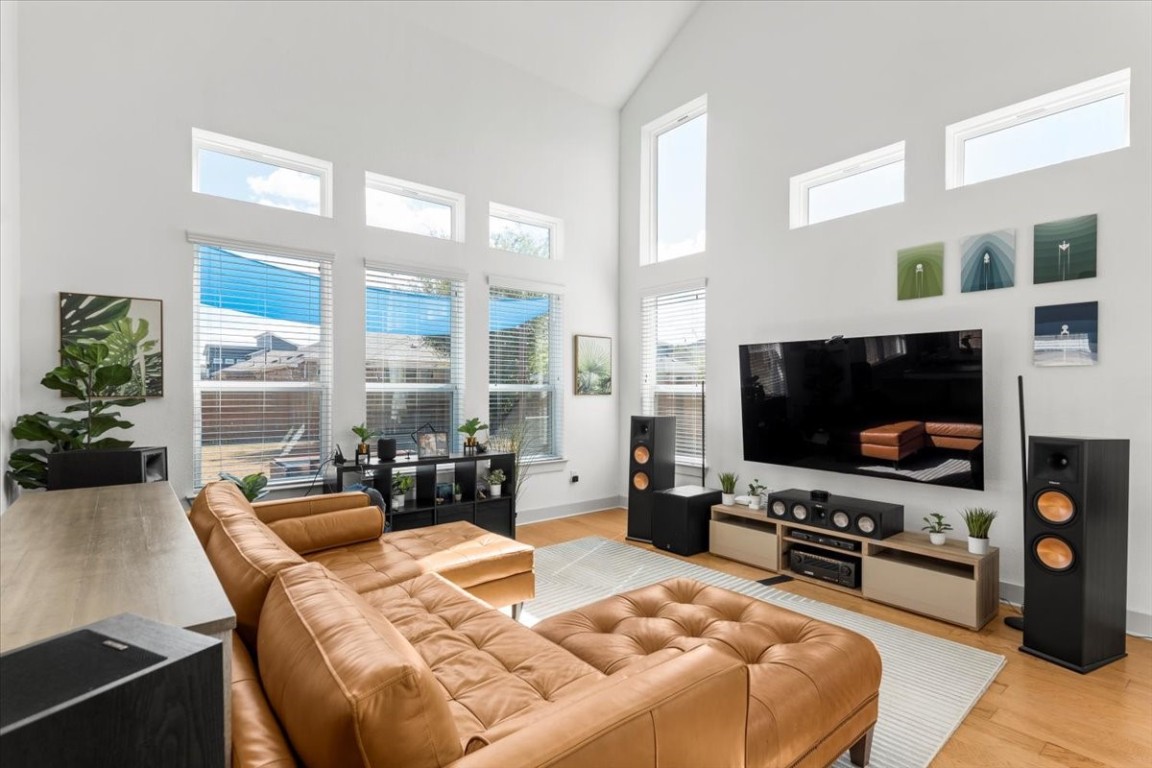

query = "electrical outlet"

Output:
[[570, 471, 579, 484]]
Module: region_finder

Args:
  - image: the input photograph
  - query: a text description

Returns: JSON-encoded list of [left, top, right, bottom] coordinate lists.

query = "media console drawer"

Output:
[[710, 518, 778, 571], [864, 552, 978, 628]]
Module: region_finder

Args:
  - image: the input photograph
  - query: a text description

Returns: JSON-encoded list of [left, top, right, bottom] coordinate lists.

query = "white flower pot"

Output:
[[747, 497, 761, 510], [721, 493, 736, 506], [968, 536, 989, 555], [490, 484, 502, 498], [392, 494, 405, 510], [929, 532, 947, 546]]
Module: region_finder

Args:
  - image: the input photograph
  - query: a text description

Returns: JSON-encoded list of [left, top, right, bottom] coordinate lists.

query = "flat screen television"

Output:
[[739, 329, 984, 490]]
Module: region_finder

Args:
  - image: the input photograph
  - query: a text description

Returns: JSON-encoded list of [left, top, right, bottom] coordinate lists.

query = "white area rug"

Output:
[[523, 537, 1005, 768]]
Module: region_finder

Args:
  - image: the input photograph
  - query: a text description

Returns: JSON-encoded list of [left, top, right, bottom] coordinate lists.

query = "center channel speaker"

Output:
[[1022, 436, 1130, 673], [766, 488, 904, 540], [626, 416, 676, 542]]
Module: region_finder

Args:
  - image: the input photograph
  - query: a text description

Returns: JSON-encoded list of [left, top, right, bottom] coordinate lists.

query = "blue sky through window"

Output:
[[197, 149, 321, 214], [657, 113, 707, 261]]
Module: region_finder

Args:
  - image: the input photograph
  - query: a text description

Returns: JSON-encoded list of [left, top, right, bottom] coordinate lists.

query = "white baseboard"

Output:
[[516, 496, 625, 526]]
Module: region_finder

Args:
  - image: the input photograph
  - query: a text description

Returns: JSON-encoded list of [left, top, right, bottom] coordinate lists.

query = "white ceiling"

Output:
[[387, 0, 702, 108]]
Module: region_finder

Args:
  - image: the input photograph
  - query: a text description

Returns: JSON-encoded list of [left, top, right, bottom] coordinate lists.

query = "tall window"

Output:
[[789, 142, 905, 228], [365, 173, 465, 241], [489, 203, 562, 260], [488, 283, 563, 459], [192, 129, 332, 217], [192, 240, 332, 488], [365, 267, 465, 452], [641, 285, 706, 463], [946, 69, 1130, 189], [640, 95, 708, 264]]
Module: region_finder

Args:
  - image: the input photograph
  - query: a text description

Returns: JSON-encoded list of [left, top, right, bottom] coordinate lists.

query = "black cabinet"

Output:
[[333, 452, 517, 537]]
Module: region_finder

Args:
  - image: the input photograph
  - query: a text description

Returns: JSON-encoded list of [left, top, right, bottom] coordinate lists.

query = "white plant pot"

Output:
[[721, 493, 736, 506], [929, 532, 947, 546], [747, 497, 761, 510], [392, 494, 405, 510], [968, 536, 989, 555], [490, 484, 502, 498]]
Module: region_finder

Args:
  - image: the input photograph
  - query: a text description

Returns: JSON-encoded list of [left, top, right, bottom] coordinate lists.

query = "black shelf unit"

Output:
[[332, 452, 516, 538]]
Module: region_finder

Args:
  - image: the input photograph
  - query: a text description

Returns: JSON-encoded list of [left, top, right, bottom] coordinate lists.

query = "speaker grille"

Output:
[[633, 445, 650, 465], [1035, 489, 1076, 524], [1035, 535, 1076, 572], [632, 472, 650, 491]]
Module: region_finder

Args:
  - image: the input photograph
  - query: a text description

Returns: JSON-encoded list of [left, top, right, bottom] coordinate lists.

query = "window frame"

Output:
[[639, 95, 708, 265], [789, 141, 905, 229], [191, 128, 334, 217], [945, 68, 1131, 190], [364, 172, 466, 242], [488, 202, 563, 260]]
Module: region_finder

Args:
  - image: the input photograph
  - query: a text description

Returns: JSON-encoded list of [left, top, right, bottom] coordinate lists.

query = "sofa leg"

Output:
[[511, 602, 523, 621], [849, 728, 874, 766]]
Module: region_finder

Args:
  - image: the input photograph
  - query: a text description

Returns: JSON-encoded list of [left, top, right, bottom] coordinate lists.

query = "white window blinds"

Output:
[[488, 283, 563, 459], [192, 242, 332, 488], [641, 286, 706, 463], [365, 267, 465, 452]]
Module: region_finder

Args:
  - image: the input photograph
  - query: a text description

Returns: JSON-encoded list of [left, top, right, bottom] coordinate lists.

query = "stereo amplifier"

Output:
[[789, 529, 861, 552], [789, 547, 860, 589]]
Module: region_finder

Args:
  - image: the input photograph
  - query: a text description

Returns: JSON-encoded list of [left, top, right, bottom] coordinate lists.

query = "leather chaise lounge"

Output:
[[191, 481, 881, 768]]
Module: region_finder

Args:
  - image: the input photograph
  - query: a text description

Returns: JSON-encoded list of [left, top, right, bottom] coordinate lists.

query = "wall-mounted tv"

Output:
[[739, 329, 984, 490]]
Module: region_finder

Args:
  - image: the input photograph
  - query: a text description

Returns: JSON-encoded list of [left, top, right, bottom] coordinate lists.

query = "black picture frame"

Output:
[[417, 431, 449, 459]]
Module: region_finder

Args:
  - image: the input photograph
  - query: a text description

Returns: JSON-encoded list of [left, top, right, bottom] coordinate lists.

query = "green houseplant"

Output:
[[391, 474, 414, 509], [6, 341, 145, 490], [717, 471, 739, 505], [487, 468, 506, 498], [747, 479, 767, 510], [351, 423, 379, 463], [960, 507, 997, 555], [921, 512, 953, 545], [221, 472, 269, 502], [457, 417, 489, 454]]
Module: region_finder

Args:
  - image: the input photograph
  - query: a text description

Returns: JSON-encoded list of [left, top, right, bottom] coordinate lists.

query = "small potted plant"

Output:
[[960, 507, 997, 555], [458, 417, 489, 454], [487, 468, 506, 498], [747, 479, 767, 510], [391, 474, 414, 510], [453, 482, 462, 503], [921, 512, 952, 545], [717, 471, 739, 506], [220, 471, 269, 502], [351, 423, 379, 464]]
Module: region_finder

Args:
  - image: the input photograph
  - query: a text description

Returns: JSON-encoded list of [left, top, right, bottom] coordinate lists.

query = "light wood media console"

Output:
[[710, 503, 999, 629]]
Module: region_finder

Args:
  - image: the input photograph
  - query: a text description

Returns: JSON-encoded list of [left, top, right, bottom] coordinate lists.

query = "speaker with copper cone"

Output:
[[1022, 436, 1130, 673], [626, 416, 676, 541]]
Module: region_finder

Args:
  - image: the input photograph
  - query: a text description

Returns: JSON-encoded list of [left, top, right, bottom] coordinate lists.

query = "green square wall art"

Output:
[[60, 292, 164, 397], [961, 229, 1015, 293], [897, 242, 944, 300], [1033, 214, 1097, 284]]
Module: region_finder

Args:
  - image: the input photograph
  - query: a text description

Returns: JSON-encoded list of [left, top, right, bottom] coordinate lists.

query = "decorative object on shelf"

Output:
[[896, 242, 944, 300], [1033, 301, 1098, 367], [488, 418, 537, 499], [376, 437, 396, 461], [1034, 214, 1096, 284], [417, 431, 449, 459], [717, 471, 739, 506], [961, 507, 997, 555], [453, 482, 462, 502], [960, 229, 1015, 292], [60, 292, 164, 397], [921, 512, 953, 546], [6, 341, 145, 490], [487, 468, 506, 498], [747, 479, 767, 510], [435, 482, 453, 504], [351, 424, 378, 465], [574, 334, 612, 395], [457, 417, 489, 455], [391, 474, 414, 510], [221, 471, 269, 502]]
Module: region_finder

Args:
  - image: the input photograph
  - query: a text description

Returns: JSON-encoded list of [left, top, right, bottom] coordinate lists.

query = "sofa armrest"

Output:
[[251, 492, 371, 524], [266, 506, 384, 554], [448, 645, 748, 768]]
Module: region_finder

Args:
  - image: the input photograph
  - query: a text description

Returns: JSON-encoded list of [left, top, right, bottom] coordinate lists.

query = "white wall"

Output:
[[619, 1, 1152, 628], [17, 0, 621, 520], [0, 0, 21, 514]]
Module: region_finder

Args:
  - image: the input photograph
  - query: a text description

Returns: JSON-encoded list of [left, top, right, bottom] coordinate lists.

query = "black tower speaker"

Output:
[[1022, 436, 1130, 673], [626, 416, 676, 542], [47, 446, 168, 491], [1, 613, 223, 767]]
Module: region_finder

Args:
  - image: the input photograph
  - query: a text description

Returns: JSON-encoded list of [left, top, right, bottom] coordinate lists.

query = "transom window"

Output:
[[365, 173, 465, 242], [365, 266, 465, 453], [641, 285, 706, 464], [192, 129, 332, 217], [640, 96, 708, 264], [489, 203, 562, 259], [192, 239, 332, 489], [790, 142, 905, 228], [946, 69, 1130, 189]]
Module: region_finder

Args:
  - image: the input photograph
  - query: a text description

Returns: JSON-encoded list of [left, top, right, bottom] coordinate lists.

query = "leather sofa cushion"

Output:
[[252, 491, 372, 524], [203, 512, 305, 650], [267, 505, 384, 554], [258, 563, 463, 768], [857, 420, 925, 446], [189, 480, 255, 546], [308, 521, 533, 595], [230, 632, 297, 768], [358, 572, 604, 747]]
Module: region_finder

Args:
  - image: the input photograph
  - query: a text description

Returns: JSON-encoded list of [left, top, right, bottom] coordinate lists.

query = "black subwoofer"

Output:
[[1022, 436, 1130, 673], [626, 416, 676, 542], [47, 447, 168, 491]]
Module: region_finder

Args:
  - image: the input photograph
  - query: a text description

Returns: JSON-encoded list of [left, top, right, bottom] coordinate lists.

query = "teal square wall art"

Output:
[[897, 242, 944, 300], [960, 229, 1015, 293], [1033, 214, 1097, 284]]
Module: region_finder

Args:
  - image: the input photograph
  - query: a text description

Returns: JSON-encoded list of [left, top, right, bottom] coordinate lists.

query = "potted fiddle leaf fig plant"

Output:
[[458, 417, 489, 454], [961, 507, 997, 555], [921, 512, 952, 545], [717, 471, 739, 506]]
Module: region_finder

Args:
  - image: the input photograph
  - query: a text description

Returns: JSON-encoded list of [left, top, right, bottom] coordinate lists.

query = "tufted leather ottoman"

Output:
[[533, 578, 881, 768]]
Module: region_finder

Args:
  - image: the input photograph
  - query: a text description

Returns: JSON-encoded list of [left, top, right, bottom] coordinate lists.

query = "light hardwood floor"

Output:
[[517, 508, 1152, 768]]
